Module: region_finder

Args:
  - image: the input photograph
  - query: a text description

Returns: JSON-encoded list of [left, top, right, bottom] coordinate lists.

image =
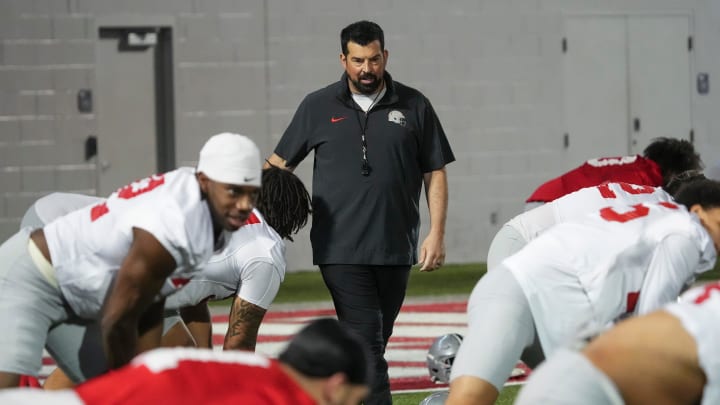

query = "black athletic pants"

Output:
[[319, 264, 411, 405]]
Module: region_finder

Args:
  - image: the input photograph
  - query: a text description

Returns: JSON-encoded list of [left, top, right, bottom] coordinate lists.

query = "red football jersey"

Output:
[[526, 155, 663, 203], [75, 349, 316, 405]]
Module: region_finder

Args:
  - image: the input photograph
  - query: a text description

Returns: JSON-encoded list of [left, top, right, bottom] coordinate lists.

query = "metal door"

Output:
[[94, 28, 175, 196], [564, 16, 629, 162], [563, 15, 692, 163], [628, 16, 692, 153]]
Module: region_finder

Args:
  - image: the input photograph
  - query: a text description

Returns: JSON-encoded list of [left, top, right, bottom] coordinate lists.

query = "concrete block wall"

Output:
[[0, 1, 95, 237], [173, 0, 268, 170], [1, 0, 719, 270]]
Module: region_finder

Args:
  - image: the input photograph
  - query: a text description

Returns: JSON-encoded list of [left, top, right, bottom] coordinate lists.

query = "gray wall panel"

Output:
[[0, 220, 20, 239], [193, 0, 263, 14], [179, 14, 220, 40], [52, 15, 91, 40], [218, 14, 262, 42], [50, 135, 92, 164], [175, 112, 269, 168], [20, 167, 56, 192], [31, 0, 74, 14], [0, 143, 23, 166], [175, 40, 237, 63], [232, 39, 266, 63], [56, 166, 95, 191], [5, 194, 41, 217], [53, 118, 96, 145], [177, 65, 265, 111], [5, 17, 53, 40], [0, 168, 21, 194], [0, 0, 44, 14], [0, 92, 34, 116], [3, 43, 37, 65], [20, 118, 55, 142], [0, 120, 21, 143], [76, 0, 193, 14], [37, 41, 94, 65], [36, 91, 79, 116], [0, 69, 53, 91], [51, 68, 92, 90], [21, 143, 61, 166]]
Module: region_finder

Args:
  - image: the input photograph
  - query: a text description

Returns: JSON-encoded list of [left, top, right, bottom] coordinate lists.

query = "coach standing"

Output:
[[265, 20, 455, 404]]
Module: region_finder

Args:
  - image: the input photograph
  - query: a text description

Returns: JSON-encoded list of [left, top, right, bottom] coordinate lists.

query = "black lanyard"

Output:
[[356, 112, 371, 176], [354, 90, 383, 176]]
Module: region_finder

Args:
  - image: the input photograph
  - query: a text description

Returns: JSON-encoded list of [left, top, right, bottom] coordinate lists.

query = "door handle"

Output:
[[633, 118, 641, 132], [85, 135, 97, 161]]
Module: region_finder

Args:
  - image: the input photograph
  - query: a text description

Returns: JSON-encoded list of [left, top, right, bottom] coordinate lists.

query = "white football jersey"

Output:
[[509, 182, 672, 242], [165, 208, 286, 311], [505, 201, 716, 355], [44, 168, 216, 318], [20, 193, 103, 229], [666, 283, 720, 405]]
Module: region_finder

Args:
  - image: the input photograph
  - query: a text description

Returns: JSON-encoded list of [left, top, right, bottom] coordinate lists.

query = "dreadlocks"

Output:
[[256, 167, 312, 241]]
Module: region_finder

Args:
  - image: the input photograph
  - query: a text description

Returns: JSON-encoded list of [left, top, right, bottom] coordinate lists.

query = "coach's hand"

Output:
[[418, 232, 445, 272]]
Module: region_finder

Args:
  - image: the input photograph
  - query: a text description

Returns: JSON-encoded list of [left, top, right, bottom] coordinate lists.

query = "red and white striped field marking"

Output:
[[41, 299, 530, 392]]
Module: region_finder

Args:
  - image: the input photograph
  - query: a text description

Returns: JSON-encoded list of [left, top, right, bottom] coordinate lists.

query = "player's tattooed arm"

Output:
[[223, 296, 267, 351]]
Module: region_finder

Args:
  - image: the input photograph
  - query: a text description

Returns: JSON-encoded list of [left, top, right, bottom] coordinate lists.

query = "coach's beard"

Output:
[[352, 74, 382, 95]]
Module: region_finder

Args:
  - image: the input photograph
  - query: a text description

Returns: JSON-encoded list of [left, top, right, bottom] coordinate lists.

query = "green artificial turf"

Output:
[[391, 385, 522, 404], [273, 262, 485, 304]]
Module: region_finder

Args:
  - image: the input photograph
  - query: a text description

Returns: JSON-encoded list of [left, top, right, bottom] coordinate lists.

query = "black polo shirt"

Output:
[[275, 72, 455, 265]]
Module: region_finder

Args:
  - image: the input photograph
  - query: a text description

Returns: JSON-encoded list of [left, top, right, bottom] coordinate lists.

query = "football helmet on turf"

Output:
[[426, 333, 463, 383]]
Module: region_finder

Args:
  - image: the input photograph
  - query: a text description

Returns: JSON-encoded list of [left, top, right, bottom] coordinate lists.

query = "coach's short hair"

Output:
[[341, 20, 384, 55], [673, 179, 720, 210], [279, 318, 372, 385]]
